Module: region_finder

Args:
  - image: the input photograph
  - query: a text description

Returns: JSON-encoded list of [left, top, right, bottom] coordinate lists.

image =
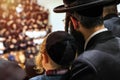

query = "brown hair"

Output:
[[103, 4, 118, 17], [35, 37, 47, 74]]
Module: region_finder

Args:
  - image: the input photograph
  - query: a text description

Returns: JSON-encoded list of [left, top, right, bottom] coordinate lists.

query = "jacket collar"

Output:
[[85, 31, 115, 51], [84, 28, 108, 50]]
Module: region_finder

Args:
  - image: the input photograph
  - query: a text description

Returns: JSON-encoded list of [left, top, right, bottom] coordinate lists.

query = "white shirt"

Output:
[[84, 28, 108, 50]]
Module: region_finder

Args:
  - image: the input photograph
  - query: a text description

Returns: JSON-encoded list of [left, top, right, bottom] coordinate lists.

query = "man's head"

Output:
[[54, 0, 116, 40], [103, 4, 118, 19], [103, 1, 120, 19]]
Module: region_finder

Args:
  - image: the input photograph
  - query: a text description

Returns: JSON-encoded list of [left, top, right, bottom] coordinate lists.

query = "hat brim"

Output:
[[54, 0, 115, 13]]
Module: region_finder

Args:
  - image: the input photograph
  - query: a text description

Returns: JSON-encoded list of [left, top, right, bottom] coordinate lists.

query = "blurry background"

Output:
[[117, 4, 120, 15], [37, 0, 65, 31], [0, 0, 54, 67]]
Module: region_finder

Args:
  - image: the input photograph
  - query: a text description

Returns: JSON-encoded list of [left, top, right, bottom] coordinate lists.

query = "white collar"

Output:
[[84, 28, 108, 50]]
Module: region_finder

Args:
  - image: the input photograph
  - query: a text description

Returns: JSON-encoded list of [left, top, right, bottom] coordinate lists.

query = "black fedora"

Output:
[[54, 0, 116, 13]]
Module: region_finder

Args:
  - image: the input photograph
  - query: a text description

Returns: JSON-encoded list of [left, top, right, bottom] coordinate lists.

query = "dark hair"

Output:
[[65, 13, 71, 32], [103, 4, 118, 20], [103, 5, 118, 15], [70, 7, 104, 29], [69, 21, 85, 55], [64, 13, 85, 55], [73, 13, 103, 29]]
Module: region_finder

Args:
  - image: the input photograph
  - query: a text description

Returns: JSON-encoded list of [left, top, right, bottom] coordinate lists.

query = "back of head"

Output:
[[46, 31, 76, 67], [0, 59, 26, 80], [103, 4, 118, 18], [103, 0, 120, 19]]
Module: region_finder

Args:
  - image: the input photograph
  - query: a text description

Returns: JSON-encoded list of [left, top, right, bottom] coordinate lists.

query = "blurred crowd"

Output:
[[0, 0, 52, 66]]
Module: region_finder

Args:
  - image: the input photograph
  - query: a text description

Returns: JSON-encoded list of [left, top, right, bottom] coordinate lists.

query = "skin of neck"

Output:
[[42, 53, 61, 71], [45, 60, 61, 71], [79, 24, 105, 40]]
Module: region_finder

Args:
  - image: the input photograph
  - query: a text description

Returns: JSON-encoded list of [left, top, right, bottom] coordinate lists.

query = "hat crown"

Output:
[[63, 0, 75, 4], [63, 0, 120, 5], [63, 0, 109, 6], [63, 0, 98, 4]]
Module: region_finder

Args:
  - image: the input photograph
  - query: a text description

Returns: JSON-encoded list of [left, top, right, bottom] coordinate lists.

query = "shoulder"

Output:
[[104, 17, 120, 24], [73, 50, 110, 72], [77, 50, 113, 63], [70, 51, 98, 80], [104, 17, 120, 29], [70, 50, 108, 79]]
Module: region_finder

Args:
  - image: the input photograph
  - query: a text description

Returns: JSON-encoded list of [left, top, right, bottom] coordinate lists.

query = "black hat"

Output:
[[46, 31, 76, 66], [115, 0, 120, 4], [54, 0, 116, 13]]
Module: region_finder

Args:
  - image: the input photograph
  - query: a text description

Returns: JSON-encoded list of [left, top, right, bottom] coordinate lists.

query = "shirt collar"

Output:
[[84, 28, 108, 50], [45, 69, 68, 76]]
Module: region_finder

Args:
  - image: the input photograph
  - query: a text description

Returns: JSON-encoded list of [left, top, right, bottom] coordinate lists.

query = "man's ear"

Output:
[[70, 17, 78, 29], [42, 53, 49, 63]]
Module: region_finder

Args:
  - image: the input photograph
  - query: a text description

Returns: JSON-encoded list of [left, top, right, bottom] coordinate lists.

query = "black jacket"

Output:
[[70, 31, 120, 80]]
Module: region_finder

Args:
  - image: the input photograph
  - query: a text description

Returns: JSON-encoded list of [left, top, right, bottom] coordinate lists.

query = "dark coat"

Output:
[[104, 14, 120, 37], [70, 31, 120, 80]]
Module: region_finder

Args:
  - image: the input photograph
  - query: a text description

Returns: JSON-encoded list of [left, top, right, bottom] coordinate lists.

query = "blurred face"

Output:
[[12, 24, 17, 29], [19, 53, 25, 64]]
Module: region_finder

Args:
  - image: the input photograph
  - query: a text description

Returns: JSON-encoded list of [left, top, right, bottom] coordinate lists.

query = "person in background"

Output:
[[30, 31, 76, 80], [24, 58, 39, 80], [54, 0, 120, 80], [0, 59, 26, 80], [104, 1, 120, 37], [103, 4, 118, 20]]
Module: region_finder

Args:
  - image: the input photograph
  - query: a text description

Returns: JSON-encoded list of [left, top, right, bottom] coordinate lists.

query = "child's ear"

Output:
[[42, 53, 49, 63], [70, 17, 78, 29]]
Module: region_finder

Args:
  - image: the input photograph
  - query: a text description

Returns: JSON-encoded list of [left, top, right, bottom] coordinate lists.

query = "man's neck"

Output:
[[83, 25, 108, 50], [83, 25, 105, 40]]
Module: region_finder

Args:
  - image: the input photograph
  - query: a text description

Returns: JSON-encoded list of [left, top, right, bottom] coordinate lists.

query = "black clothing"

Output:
[[70, 31, 120, 80], [104, 14, 120, 37]]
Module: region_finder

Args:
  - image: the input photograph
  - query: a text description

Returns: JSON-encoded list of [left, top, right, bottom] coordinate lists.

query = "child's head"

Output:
[[35, 31, 76, 72]]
